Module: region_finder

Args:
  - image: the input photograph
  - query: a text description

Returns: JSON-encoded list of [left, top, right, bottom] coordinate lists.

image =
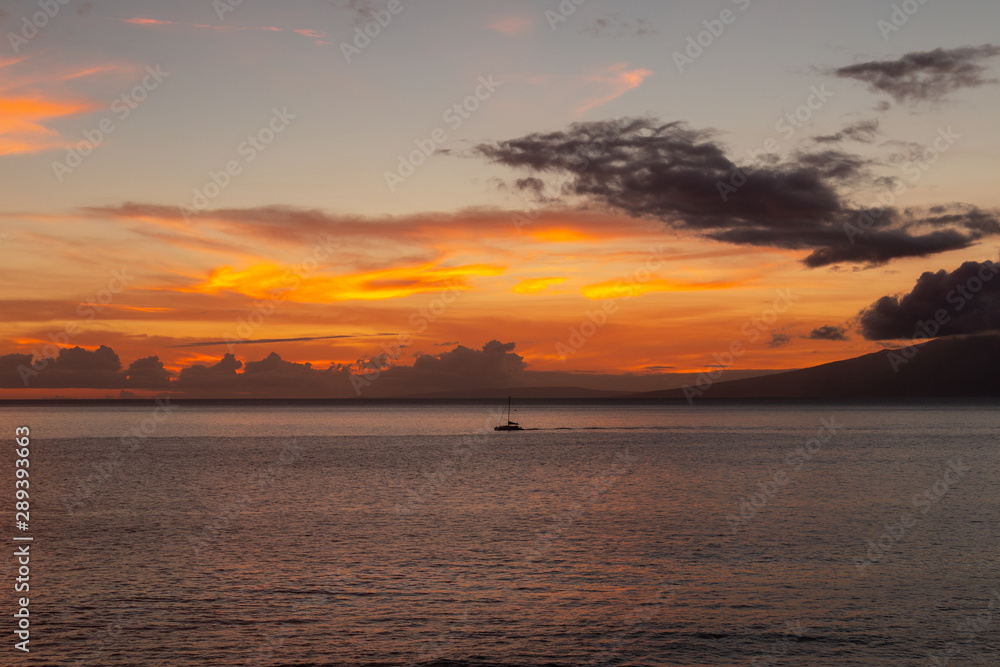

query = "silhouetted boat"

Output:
[[494, 395, 523, 431]]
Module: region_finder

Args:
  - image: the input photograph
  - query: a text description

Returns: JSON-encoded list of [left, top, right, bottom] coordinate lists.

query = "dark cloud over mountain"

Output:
[[832, 45, 1000, 104], [858, 260, 1000, 340], [809, 325, 849, 341], [766, 333, 792, 349], [474, 117, 999, 267]]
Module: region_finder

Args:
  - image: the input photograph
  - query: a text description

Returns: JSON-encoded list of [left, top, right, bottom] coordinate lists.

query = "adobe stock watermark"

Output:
[[555, 245, 666, 361], [726, 417, 842, 533], [181, 107, 296, 222], [877, 0, 931, 41], [544, 0, 589, 31], [844, 126, 960, 244], [17, 268, 135, 386], [7, 0, 75, 54], [887, 259, 998, 372], [213, 0, 245, 22], [683, 288, 798, 403], [385, 75, 502, 192], [52, 66, 170, 182], [673, 0, 752, 74], [340, 0, 414, 63], [717, 83, 835, 202], [853, 456, 971, 574]]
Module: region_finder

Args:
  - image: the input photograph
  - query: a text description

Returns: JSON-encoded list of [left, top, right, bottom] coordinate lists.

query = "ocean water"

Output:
[[3, 401, 999, 666]]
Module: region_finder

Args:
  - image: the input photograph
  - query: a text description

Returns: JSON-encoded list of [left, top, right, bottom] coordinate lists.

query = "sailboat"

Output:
[[494, 395, 524, 431]]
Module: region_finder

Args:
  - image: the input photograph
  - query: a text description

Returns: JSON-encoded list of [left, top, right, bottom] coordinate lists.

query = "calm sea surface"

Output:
[[2, 401, 998, 666]]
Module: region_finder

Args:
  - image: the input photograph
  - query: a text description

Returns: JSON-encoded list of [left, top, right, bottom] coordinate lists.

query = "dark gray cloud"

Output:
[[241, 353, 354, 394], [125, 356, 172, 388], [331, 0, 377, 27], [766, 333, 792, 349], [176, 354, 243, 392], [176, 352, 354, 397], [413, 339, 525, 377], [814, 119, 881, 144], [1, 345, 125, 388], [858, 260, 1000, 340], [170, 334, 397, 348], [808, 325, 849, 341], [832, 45, 1000, 104], [174, 342, 526, 398], [581, 13, 656, 38], [473, 117, 999, 267], [365, 340, 527, 397], [2, 341, 528, 397]]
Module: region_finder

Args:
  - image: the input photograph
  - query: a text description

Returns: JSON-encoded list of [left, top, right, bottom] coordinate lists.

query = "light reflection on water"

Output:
[[4, 402, 999, 665]]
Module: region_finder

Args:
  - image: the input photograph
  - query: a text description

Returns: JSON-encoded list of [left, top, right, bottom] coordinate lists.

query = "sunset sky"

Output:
[[2, 0, 999, 396]]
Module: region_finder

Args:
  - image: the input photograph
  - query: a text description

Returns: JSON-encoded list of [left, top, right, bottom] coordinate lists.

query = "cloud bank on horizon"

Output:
[[1, 340, 530, 398]]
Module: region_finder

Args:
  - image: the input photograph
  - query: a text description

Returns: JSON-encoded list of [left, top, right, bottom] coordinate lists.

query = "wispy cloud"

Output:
[[170, 334, 396, 348], [0, 94, 97, 155], [831, 45, 1000, 105], [59, 64, 134, 81], [0, 56, 104, 155], [581, 13, 656, 39], [581, 278, 742, 300], [488, 16, 534, 35], [513, 277, 566, 294], [117, 16, 327, 43], [120, 17, 181, 27], [576, 63, 654, 116]]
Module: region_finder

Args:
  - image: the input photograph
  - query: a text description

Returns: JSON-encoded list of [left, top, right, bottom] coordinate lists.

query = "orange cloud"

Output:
[[576, 63, 654, 116], [121, 17, 180, 26], [0, 94, 97, 155], [488, 16, 534, 35], [60, 64, 133, 81], [581, 278, 742, 300], [185, 262, 506, 303], [119, 17, 326, 42], [513, 277, 567, 295], [77, 304, 176, 314], [529, 228, 593, 243], [89, 203, 665, 252]]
